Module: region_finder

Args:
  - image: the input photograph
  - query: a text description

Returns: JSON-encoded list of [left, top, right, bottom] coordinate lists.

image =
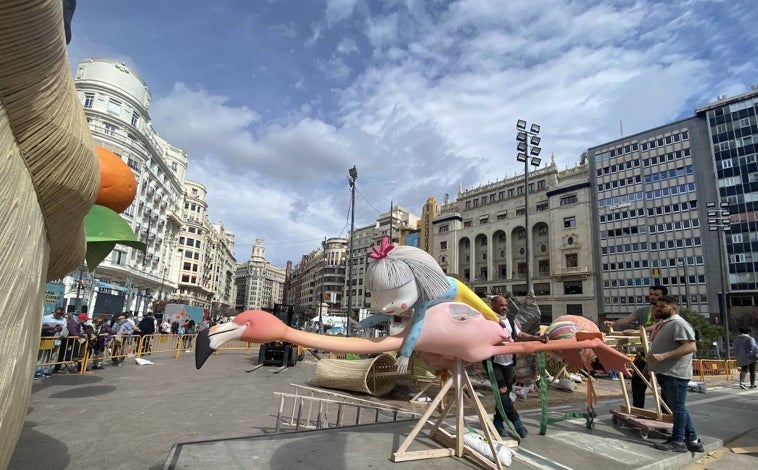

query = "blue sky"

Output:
[[68, 0, 757, 267]]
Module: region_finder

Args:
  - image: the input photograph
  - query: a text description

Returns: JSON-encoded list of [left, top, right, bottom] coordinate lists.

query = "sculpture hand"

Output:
[[396, 355, 410, 373]]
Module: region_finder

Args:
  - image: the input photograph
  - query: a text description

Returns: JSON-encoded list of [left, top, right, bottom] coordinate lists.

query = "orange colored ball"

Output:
[[95, 146, 137, 213]]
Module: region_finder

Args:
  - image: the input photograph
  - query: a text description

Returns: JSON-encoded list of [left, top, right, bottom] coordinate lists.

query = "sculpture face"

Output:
[[370, 280, 419, 315]]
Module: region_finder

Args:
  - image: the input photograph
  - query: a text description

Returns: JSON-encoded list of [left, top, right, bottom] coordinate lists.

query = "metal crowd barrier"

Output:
[[692, 359, 735, 383]]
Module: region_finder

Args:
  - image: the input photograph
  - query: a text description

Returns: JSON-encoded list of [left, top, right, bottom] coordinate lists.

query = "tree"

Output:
[[678, 308, 724, 359]]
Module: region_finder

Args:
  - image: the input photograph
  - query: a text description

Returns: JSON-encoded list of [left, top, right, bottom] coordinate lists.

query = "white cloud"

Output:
[[76, 0, 756, 267]]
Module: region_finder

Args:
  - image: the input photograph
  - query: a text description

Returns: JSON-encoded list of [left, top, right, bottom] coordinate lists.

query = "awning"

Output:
[[97, 282, 129, 293], [358, 312, 392, 328]]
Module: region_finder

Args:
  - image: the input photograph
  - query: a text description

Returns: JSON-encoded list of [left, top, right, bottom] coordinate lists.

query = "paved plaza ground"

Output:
[[9, 349, 755, 469]]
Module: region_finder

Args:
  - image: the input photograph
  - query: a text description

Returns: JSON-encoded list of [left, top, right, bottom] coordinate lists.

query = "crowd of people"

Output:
[[35, 308, 212, 379]]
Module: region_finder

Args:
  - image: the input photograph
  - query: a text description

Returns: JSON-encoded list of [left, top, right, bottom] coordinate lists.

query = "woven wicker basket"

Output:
[[313, 353, 399, 396]]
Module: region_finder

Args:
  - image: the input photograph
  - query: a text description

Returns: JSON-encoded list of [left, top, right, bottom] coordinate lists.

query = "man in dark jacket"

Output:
[[138, 312, 156, 355]]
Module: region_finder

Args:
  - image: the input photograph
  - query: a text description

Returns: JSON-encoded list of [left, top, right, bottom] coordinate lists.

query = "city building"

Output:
[[695, 88, 758, 318], [70, 58, 186, 315], [207, 222, 237, 315], [588, 118, 715, 320], [286, 238, 348, 316], [418, 197, 440, 254], [64, 58, 235, 316], [174, 181, 237, 310], [589, 86, 758, 323], [235, 238, 286, 311], [431, 157, 596, 323]]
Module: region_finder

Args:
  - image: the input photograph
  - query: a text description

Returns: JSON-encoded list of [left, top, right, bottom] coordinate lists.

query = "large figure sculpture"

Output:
[[195, 304, 632, 374], [0, 2, 100, 467], [365, 238, 499, 372]]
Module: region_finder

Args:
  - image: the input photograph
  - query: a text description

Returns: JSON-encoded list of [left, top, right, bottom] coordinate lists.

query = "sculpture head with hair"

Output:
[[365, 238, 451, 318], [364, 238, 500, 372]]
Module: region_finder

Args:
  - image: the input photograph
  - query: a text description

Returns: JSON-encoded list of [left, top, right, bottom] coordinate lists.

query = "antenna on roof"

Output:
[[619, 120, 624, 137]]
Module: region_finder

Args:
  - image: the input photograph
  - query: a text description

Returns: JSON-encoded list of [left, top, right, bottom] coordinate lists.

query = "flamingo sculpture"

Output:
[[195, 302, 632, 374]]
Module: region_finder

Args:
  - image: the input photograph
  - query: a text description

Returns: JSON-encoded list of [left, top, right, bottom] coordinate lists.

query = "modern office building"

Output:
[[431, 158, 597, 323], [695, 88, 758, 318], [589, 87, 758, 323], [588, 118, 716, 320]]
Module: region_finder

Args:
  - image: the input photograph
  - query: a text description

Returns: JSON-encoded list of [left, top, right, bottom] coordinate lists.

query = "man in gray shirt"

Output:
[[647, 295, 704, 453]]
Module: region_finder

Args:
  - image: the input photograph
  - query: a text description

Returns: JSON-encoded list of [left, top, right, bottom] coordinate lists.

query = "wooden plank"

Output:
[[620, 405, 673, 423], [731, 446, 758, 454], [391, 448, 455, 462]]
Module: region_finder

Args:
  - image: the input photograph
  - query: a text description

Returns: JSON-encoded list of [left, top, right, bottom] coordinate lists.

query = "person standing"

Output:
[[35, 307, 67, 379], [647, 295, 704, 453], [159, 317, 171, 334], [110, 313, 134, 365], [138, 312, 156, 355], [733, 327, 758, 389], [604, 285, 667, 408], [90, 316, 113, 369], [484, 295, 546, 439]]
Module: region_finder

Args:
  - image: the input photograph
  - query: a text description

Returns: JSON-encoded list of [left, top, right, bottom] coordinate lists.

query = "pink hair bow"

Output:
[[369, 237, 395, 260]]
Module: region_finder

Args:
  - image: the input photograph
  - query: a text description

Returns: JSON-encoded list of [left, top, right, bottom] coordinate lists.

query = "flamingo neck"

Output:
[[283, 328, 403, 355]]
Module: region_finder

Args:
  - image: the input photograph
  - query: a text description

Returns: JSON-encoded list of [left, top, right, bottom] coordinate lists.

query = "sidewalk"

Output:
[[8, 352, 746, 469]]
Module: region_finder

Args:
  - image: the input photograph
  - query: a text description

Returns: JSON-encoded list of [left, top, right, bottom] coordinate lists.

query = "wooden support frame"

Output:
[[391, 359, 517, 470], [609, 327, 672, 422]]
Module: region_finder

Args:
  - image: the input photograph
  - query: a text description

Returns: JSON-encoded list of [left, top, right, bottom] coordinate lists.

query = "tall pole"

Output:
[[347, 166, 357, 337], [707, 201, 731, 360], [524, 158, 531, 294], [389, 200, 393, 243], [717, 231, 730, 360], [319, 237, 326, 334], [516, 120, 541, 296]]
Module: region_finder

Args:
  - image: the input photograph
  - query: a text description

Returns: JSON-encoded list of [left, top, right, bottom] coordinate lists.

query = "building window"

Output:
[[536, 202, 548, 211], [84, 92, 94, 108], [131, 111, 139, 126], [537, 179, 546, 190], [564, 216, 576, 228], [107, 99, 121, 115], [111, 250, 127, 265], [564, 280, 583, 295], [439, 224, 449, 233], [463, 220, 472, 228], [560, 195, 578, 206], [566, 304, 583, 315], [440, 241, 447, 250], [103, 122, 118, 136], [566, 253, 578, 268], [534, 283, 550, 295]]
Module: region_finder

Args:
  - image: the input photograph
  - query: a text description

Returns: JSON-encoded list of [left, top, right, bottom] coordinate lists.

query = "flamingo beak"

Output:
[[195, 321, 245, 369]]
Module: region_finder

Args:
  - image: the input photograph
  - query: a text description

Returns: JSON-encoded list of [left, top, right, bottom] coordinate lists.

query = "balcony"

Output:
[[555, 266, 590, 277]]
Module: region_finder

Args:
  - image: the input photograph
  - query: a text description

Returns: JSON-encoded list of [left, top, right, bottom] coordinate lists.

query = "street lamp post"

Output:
[[516, 120, 542, 295], [346, 166, 357, 337], [706, 201, 731, 360], [319, 237, 327, 334]]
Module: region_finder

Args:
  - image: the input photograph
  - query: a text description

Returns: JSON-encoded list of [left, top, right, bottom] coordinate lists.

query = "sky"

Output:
[[67, 0, 757, 268]]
